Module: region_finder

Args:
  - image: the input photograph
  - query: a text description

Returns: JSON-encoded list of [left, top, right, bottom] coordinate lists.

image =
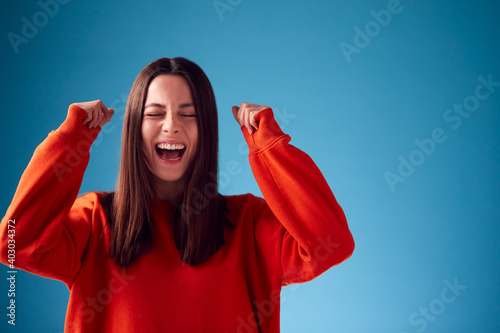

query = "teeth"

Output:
[[157, 143, 185, 150]]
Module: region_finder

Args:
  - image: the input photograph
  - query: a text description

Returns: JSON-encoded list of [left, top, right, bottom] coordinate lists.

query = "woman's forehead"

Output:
[[146, 75, 193, 104]]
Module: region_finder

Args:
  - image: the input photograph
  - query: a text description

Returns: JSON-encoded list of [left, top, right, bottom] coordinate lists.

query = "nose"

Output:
[[162, 114, 180, 134]]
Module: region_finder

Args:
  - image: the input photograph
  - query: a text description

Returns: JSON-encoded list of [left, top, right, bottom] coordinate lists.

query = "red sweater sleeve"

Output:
[[0, 105, 101, 286], [243, 108, 355, 285]]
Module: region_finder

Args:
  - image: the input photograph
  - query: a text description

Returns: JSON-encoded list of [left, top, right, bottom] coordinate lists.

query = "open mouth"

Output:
[[155, 143, 186, 161]]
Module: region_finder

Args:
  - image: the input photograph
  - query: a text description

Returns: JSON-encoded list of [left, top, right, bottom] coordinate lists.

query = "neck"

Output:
[[153, 176, 186, 207]]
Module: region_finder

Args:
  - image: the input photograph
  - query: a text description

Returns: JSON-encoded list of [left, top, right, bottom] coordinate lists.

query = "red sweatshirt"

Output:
[[0, 105, 354, 332]]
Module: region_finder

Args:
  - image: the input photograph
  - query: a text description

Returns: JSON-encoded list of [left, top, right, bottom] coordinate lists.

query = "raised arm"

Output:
[[233, 103, 354, 285], [0, 101, 113, 285]]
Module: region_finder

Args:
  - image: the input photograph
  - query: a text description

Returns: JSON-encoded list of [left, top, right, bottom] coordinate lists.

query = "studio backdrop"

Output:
[[1, 0, 499, 332]]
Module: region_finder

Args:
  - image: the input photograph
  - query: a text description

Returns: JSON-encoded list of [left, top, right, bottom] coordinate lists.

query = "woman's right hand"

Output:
[[71, 100, 115, 129]]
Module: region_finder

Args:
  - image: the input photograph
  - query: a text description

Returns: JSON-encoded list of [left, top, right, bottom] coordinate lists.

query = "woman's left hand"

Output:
[[232, 102, 270, 135]]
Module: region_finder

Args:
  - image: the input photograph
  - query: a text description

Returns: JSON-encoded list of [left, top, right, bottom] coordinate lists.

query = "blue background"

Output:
[[1, 0, 499, 332]]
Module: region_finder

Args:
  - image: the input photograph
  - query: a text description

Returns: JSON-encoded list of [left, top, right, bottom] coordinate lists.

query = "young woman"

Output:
[[0, 57, 354, 332]]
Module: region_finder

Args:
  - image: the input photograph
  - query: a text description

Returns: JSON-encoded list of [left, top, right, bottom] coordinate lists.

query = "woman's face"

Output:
[[141, 75, 199, 187]]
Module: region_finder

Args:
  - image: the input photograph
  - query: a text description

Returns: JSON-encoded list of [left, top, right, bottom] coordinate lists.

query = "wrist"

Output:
[[55, 104, 101, 151], [242, 108, 289, 153]]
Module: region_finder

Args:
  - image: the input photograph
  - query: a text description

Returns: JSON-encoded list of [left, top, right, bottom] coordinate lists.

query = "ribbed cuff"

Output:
[[242, 108, 290, 154], [55, 104, 101, 151]]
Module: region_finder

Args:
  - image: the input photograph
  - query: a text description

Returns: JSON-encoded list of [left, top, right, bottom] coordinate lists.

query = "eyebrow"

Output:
[[144, 102, 194, 109]]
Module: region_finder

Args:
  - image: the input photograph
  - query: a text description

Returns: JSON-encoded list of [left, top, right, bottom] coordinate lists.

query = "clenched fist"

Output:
[[231, 102, 270, 135], [72, 100, 115, 129]]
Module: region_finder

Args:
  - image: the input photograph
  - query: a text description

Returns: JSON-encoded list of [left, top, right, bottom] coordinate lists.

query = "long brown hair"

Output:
[[103, 57, 232, 267]]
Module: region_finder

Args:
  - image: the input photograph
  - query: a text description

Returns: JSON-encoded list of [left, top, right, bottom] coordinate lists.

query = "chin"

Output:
[[152, 170, 187, 184]]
